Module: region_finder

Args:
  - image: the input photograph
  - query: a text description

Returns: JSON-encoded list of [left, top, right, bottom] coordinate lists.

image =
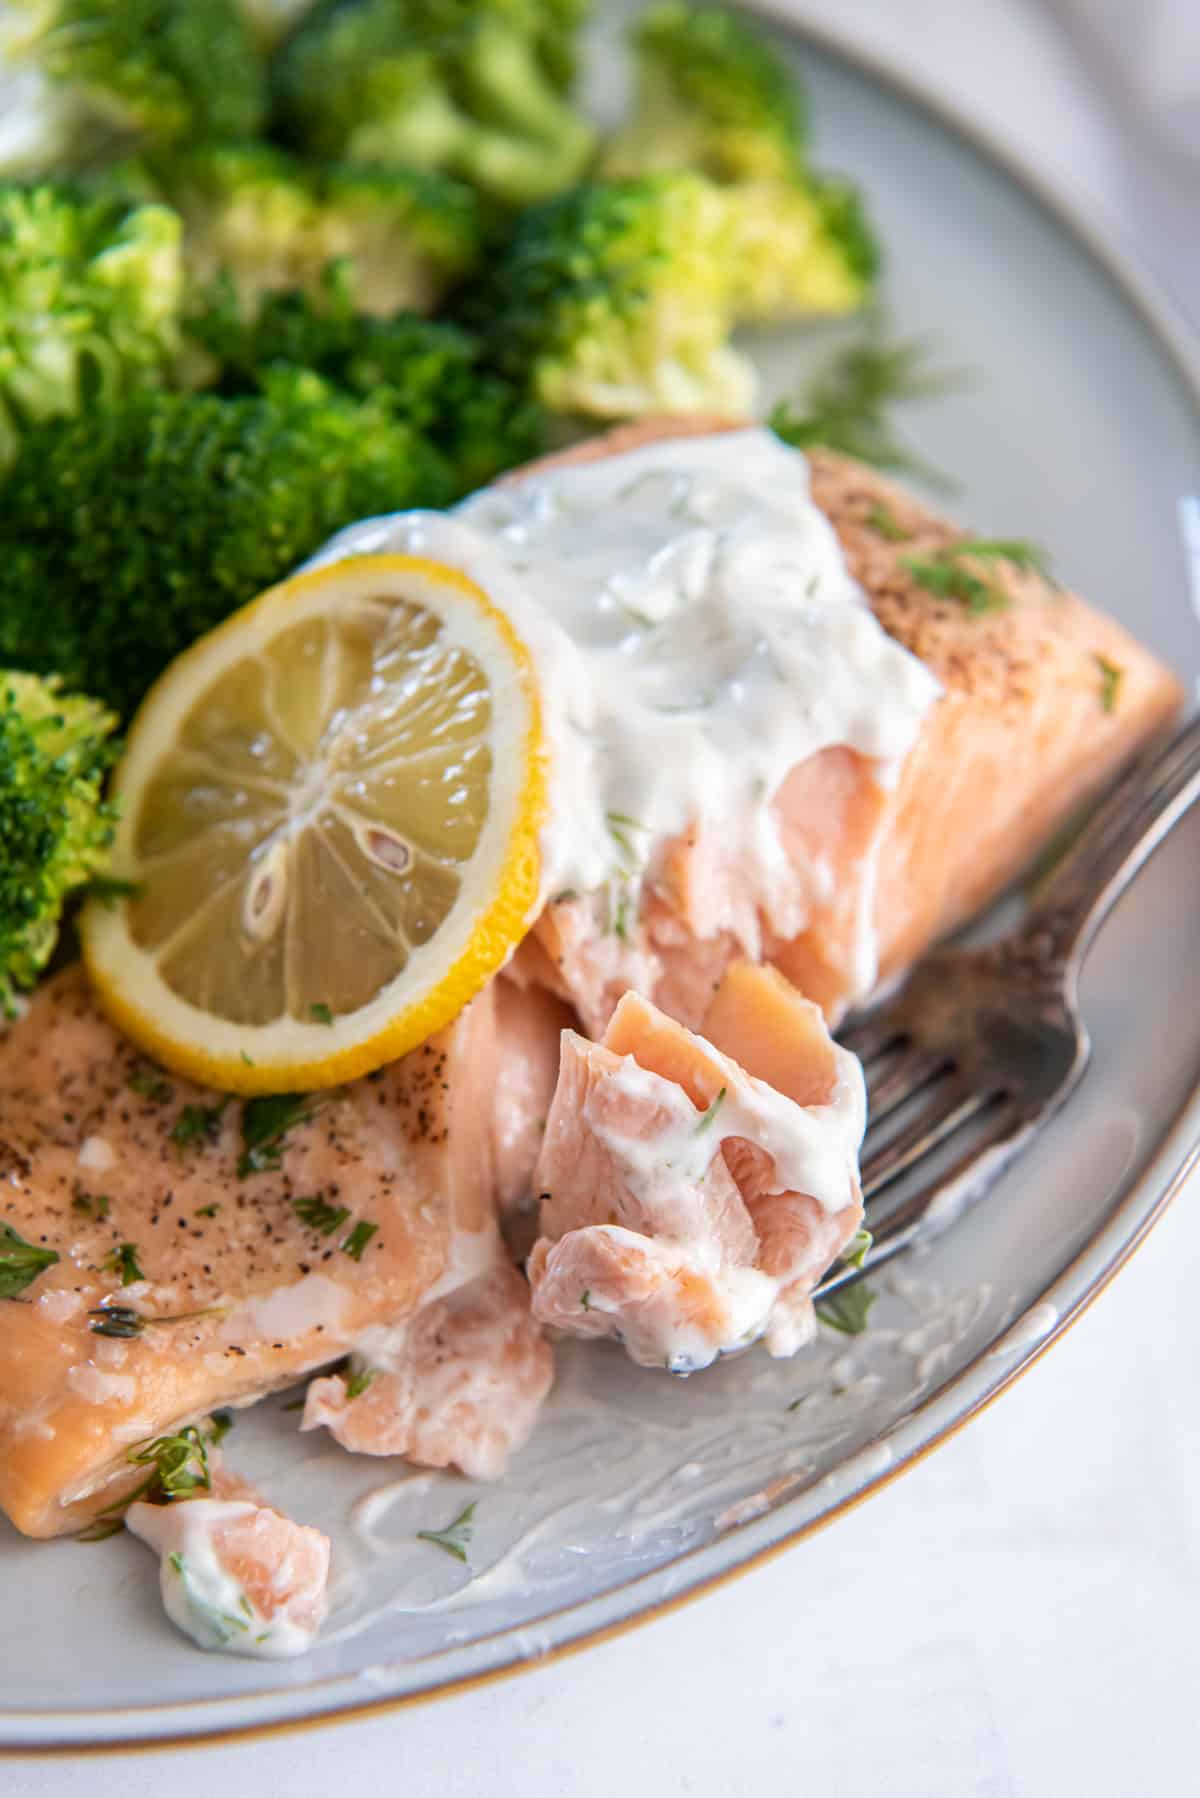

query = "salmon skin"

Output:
[[506, 422, 1185, 1031], [528, 963, 865, 1371], [0, 964, 512, 1539]]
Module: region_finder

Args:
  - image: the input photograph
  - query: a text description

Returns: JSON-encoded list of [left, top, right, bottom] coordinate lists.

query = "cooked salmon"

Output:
[[0, 964, 505, 1539], [127, 1456, 330, 1659], [505, 421, 1185, 1030], [528, 963, 864, 1370], [301, 1259, 553, 1479]]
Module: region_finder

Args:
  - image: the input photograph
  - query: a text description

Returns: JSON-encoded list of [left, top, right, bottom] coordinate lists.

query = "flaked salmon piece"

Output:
[[0, 964, 505, 1540], [301, 1259, 553, 1480], [127, 1458, 330, 1660], [505, 422, 1184, 1030], [490, 976, 578, 1249], [527, 965, 864, 1370]]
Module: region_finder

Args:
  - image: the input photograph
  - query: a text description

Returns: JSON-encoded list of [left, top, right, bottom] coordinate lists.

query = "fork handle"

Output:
[[1028, 711, 1200, 970]]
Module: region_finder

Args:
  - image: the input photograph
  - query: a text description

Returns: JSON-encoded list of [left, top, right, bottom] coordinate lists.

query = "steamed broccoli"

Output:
[[273, 0, 594, 206], [0, 0, 265, 178], [153, 144, 482, 318], [188, 271, 546, 489], [0, 183, 184, 469], [601, 1, 805, 183], [0, 672, 119, 1014], [600, 3, 877, 323], [234, 0, 320, 47], [0, 370, 458, 723], [470, 173, 754, 420], [725, 173, 879, 321]]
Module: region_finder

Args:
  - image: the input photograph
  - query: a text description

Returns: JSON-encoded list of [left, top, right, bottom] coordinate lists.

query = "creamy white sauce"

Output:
[[600, 1032, 864, 1215], [77, 1134, 115, 1172], [127, 1499, 323, 1660], [224, 1272, 349, 1343], [309, 431, 940, 937]]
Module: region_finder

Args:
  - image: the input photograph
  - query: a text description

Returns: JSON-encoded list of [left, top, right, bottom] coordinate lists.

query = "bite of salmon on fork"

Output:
[[528, 963, 866, 1371]]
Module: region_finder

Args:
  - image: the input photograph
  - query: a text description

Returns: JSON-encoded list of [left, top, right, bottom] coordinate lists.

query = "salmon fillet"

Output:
[[0, 964, 507, 1539], [528, 963, 864, 1370], [506, 420, 1185, 1028], [301, 1259, 553, 1479]]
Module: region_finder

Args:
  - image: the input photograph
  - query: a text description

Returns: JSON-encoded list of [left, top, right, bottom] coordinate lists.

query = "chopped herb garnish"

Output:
[[167, 1551, 249, 1643], [693, 1087, 727, 1135], [843, 1226, 872, 1272], [0, 1220, 59, 1299], [344, 1365, 375, 1399], [240, 1051, 255, 1067], [171, 1099, 229, 1151], [105, 1241, 144, 1286], [580, 1289, 591, 1310], [207, 1410, 233, 1445], [87, 1304, 143, 1339], [86, 875, 144, 908], [128, 1065, 173, 1102], [310, 1002, 334, 1027], [417, 1501, 476, 1564], [238, 1092, 311, 1176], [902, 538, 1053, 617], [815, 1280, 876, 1336], [80, 1425, 214, 1539], [770, 321, 965, 490], [88, 1302, 221, 1339], [865, 501, 911, 542], [195, 1203, 219, 1219], [72, 1191, 111, 1219], [292, 1193, 351, 1236], [130, 1425, 211, 1498], [612, 888, 631, 941], [1096, 655, 1123, 714], [606, 810, 650, 865], [341, 1219, 378, 1262]]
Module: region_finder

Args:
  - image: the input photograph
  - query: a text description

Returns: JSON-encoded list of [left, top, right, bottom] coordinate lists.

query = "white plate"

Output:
[[3, 1, 1198, 1753]]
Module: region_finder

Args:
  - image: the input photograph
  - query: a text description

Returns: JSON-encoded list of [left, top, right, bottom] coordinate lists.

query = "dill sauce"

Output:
[[312, 428, 939, 987]]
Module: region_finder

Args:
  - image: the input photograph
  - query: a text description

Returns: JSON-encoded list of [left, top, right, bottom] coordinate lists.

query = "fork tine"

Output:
[[858, 1099, 1023, 1259], [836, 1006, 906, 1066], [866, 1044, 949, 1121], [861, 1081, 993, 1201]]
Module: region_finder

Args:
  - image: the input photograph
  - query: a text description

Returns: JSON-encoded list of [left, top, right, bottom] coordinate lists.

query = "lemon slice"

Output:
[[82, 554, 545, 1094]]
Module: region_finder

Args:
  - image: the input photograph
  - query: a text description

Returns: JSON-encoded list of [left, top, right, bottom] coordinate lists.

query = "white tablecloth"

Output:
[[15, 4, 1199, 1793]]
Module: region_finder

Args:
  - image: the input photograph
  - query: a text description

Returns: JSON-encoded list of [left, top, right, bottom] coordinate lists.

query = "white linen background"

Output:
[[12, 3, 1199, 1793]]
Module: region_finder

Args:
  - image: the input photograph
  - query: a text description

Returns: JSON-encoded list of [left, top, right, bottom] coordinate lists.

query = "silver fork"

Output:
[[817, 712, 1200, 1300]]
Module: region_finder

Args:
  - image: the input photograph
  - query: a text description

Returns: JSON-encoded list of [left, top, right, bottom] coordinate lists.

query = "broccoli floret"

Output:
[[0, 183, 184, 469], [726, 173, 879, 321], [0, 672, 119, 1013], [152, 144, 482, 319], [600, 3, 877, 323], [0, 370, 458, 723], [602, 1, 804, 183], [189, 271, 546, 489], [273, 0, 594, 206], [470, 173, 755, 420], [234, 0, 320, 48], [0, 0, 265, 178]]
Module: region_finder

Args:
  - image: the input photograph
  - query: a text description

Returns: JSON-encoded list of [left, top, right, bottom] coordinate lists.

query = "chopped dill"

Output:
[[292, 1193, 351, 1236], [417, 1501, 476, 1564], [1096, 655, 1124, 714], [693, 1087, 727, 1134], [341, 1220, 378, 1262], [0, 1220, 59, 1298]]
